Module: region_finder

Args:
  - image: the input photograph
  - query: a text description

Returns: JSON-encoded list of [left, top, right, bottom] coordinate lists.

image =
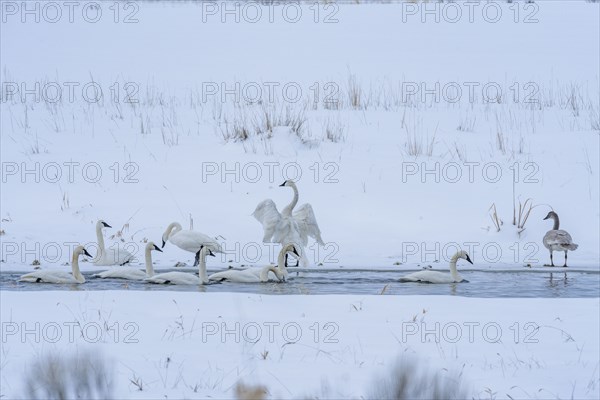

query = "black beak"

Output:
[[154, 245, 163, 252], [292, 246, 300, 257], [103, 222, 112, 228], [465, 254, 473, 264], [543, 215, 549, 220], [83, 248, 92, 258], [279, 181, 286, 187], [161, 240, 166, 248], [208, 250, 216, 257]]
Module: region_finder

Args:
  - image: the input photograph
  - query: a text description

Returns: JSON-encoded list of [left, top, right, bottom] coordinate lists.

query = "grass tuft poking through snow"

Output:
[[23, 351, 113, 400], [368, 355, 468, 400]]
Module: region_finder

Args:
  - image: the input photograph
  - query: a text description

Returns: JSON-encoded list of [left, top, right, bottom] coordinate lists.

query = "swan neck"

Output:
[[96, 222, 106, 254], [276, 248, 289, 278], [71, 251, 85, 283], [552, 214, 560, 230], [449, 258, 460, 281], [145, 248, 155, 276], [167, 222, 182, 238], [260, 266, 273, 281], [198, 248, 208, 284], [282, 183, 299, 215]]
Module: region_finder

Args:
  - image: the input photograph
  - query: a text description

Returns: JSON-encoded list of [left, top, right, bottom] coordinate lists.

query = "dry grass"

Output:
[[235, 382, 268, 400], [368, 355, 468, 399], [23, 351, 113, 400]]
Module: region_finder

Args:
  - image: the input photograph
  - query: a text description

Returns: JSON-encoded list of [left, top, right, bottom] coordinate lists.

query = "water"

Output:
[[2, 268, 599, 297]]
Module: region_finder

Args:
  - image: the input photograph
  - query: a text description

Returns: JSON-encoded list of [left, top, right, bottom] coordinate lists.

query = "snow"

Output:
[[1, 291, 599, 399], [1, 0, 599, 398]]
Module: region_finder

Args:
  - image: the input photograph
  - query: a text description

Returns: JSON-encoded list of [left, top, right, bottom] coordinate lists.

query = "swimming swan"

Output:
[[399, 250, 472, 284], [94, 220, 135, 266], [161, 222, 222, 266], [19, 246, 91, 284], [145, 246, 214, 285], [94, 241, 162, 280], [208, 265, 284, 283], [543, 211, 578, 267], [253, 180, 324, 266], [208, 244, 300, 283]]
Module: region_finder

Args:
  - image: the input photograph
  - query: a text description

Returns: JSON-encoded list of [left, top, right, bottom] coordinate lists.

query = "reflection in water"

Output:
[[1, 270, 598, 298]]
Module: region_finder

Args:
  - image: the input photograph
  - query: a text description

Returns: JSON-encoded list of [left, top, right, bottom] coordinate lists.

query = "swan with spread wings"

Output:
[[253, 180, 324, 267]]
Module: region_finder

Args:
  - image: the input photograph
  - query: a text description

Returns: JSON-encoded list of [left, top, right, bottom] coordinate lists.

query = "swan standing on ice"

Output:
[[253, 180, 324, 267], [94, 220, 134, 266], [208, 243, 299, 283], [543, 211, 578, 267], [399, 250, 473, 284], [145, 245, 214, 285], [94, 241, 162, 280], [161, 222, 222, 266], [19, 246, 91, 284]]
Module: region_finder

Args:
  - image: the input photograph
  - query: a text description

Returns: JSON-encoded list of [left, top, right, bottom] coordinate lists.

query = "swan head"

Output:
[[543, 211, 557, 221], [200, 245, 216, 257], [97, 220, 112, 229], [279, 180, 295, 187], [283, 243, 300, 257], [146, 241, 163, 253], [75, 245, 93, 258], [161, 223, 178, 248], [458, 250, 473, 264]]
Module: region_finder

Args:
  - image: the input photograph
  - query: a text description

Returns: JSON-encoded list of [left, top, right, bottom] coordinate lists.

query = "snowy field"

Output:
[[1, 0, 599, 399]]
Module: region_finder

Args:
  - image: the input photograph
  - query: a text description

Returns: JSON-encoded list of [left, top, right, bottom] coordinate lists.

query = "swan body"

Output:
[[209, 243, 299, 283], [146, 246, 214, 285], [253, 180, 324, 266], [93, 220, 135, 266], [208, 265, 283, 283], [19, 246, 91, 284], [543, 211, 578, 267], [162, 222, 222, 266], [94, 242, 161, 280], [399, 251, 472, 284]]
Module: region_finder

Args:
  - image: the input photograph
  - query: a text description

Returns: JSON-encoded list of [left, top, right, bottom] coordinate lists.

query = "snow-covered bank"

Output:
[[1, 291, 598, 399], [1, 2, 599, 274]]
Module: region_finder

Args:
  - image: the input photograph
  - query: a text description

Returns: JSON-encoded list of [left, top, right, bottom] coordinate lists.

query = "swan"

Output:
[[145, 245, 214, 285], [543, 211, 578, 267], [253, 180, 324, 267], [161, 222, 222, 266], [399, 250, 472, 284], [94, 220, 135, 266], [208, 265, 284, 283], [208, 244, 299, 283], [93, 241, 161, 280], [19, 246, 91, 284]]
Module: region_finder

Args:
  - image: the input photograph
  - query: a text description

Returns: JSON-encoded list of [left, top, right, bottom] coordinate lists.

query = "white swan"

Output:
[[253, 180, 324, 267], [399, 250, 472, 284], [19, 246, 91, 284], [161, 222, 222, 266], [145, 246, 214, 285], [208, 265, 284, 283], [94, 220, 135, 266], [543, 211, 578, 267], [94, 241, 161, 280], [208, 244, 299, 283]]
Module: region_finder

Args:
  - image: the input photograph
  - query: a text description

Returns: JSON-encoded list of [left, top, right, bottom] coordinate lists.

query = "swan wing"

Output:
[[94, 268, 146, 280], [544, 230, 578, 250], [208, 268, 261, 283], [170, 231, 222, 253], [95, 246, 135, 266], [253, 199, 282, 242], [145, 271, 199, 285], [293, 203, 324, 246], [399, 271, 453, 284], [19, 270, 77, 284]]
